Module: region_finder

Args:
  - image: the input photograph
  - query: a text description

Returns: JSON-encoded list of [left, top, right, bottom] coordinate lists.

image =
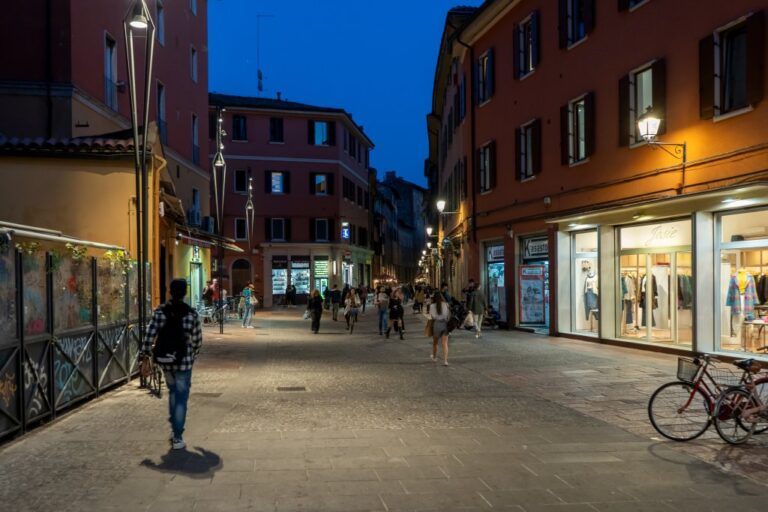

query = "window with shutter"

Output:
[[232, 115, 247, 141], [516, 13, 538, 78], [271, 218, 285, 241], [234, 218, 247, 240], [478, 143, 495, 192], [315, 219, 329, 242], [565, 94, 592, 164], [518, 122, 536, 180], [234, 169, 247, 193], [269, 117, 284, 143], [560, 0, 594, 48], [477, 50, 494, 103]]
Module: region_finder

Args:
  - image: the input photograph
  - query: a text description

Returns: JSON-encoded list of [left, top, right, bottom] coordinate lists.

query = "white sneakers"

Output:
[[171, 438, 186, 450]]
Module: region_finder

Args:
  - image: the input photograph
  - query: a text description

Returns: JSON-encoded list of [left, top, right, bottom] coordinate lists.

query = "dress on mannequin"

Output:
[[584, 271, 598, 321], [640, 274, 657, 327]]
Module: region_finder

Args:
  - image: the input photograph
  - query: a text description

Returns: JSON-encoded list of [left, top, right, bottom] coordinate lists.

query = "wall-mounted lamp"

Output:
[[637, 107, 687, 191]]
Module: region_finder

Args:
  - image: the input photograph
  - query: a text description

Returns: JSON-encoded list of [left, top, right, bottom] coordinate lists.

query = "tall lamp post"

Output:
[[124, 0, 155, 343], [212, 108, 228, 334]]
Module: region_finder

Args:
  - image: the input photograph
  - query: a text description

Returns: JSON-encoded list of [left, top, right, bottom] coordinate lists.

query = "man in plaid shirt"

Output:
[[142, 279, 203, 450]]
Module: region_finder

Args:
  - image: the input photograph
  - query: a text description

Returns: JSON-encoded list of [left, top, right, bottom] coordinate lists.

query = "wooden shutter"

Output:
[[513, 24, 521, 79], [283, 172, 291, 194], [328, 121, 336, 146], [531, 10, 541, 68], [488, 141, 497, 190], [584, 0, 596, 35], [309, 173, 316, 194], [285, 219, 292, 241], [699, 34, 715, 119], [618, 0, 630, 11], [618, 74, 630, 147], [329, 218, 336, 242], [473, 60, 480, 104], [487, 48, 495, 98], [584, 92, 596, 157], [327, 174, 335, 195], [746, 10, 765, 107], [558, 0, 568, 48], [264, 170, 271, 193], [475, 147, 482, 191], [651, 59, 667, 135], [307, 120, 315, 144], [514, 127, 522, 180], [309, 218, 316, 242], [531, 118, 543, 175], [560, 104, 570, 165], [265, 218, 272, 240]]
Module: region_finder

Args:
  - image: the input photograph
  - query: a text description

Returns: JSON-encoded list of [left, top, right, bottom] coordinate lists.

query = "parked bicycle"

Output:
[[648, 353, 768, 441], [712, 359, 768, 444], [138, 352, 163, 397]]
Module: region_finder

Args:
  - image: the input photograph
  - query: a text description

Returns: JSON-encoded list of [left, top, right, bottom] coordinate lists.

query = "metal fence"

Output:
[[0, 241, 149, 441]]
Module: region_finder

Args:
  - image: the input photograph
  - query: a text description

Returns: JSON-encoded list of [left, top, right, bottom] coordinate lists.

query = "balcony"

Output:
[[104, 77, 118, 111], [192, 143, 200, 165], [158, 119, 168, 145]]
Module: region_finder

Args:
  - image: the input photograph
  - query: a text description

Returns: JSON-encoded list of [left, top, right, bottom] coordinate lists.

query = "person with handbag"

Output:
[[428, 291, 451, 366], [307, 289, 324, 334], [241, 283, 256, 329], [343, 288, 361, 331]]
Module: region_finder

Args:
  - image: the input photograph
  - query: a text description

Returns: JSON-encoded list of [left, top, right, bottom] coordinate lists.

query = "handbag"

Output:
[[424, 319, 434, 338], [303, 310, 310, 320], [249, 296, 258, 306]]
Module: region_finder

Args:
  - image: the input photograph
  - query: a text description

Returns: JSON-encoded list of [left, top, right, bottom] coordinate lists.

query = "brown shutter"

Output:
[[310, 218, 316, 241], [265, 218, 272, 240], [307, 120, 315, 144], [327, 174, 335, 195], [560, 104, 570, 165], [585, 92, 596, 157], [285, 219, 292, 241], [264, 170, 271, 193], [475, 147, 482, 190], [283, 172, 291, 194], [558, 0, 568, 48], [651, 59, 667, 135], [699, 35, 716, 119], [531, 10, 540, 68], [532, 119, 543, 175], [488, 141, 497, 190], [514, 127, 522, 180], [746, 10, 766, 107], [618, 74, 630, 147], [618, 0, 630, 11], [328, 121, 337, 146], [513, 24, 521, 79], [309, 173, 316, 194], [584, 0, 596, 35], [329, 218, 336, 242]]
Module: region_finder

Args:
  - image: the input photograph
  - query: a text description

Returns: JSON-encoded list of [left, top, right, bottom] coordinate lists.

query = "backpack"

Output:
[[153, 302, 192, 364]]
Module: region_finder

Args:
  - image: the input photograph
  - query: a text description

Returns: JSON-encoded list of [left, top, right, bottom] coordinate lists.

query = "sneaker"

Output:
[[171, 438, 186, 450], [443, 361, 449, 366], [247, 326, 254, 329], [430, 355, 436, 363]]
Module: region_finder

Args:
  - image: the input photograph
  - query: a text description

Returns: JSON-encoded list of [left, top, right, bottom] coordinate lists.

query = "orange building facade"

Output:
[[427, 0, 768, 357]]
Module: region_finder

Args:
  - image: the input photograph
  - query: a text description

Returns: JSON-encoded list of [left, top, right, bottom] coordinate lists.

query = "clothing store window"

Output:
[[718, 209, 768, 354], [617, 219, 692, 347], [572, 230, 598, 335]]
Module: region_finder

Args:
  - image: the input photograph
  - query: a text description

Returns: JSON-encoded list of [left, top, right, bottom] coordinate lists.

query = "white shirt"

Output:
[[429, 302, 450, 321]]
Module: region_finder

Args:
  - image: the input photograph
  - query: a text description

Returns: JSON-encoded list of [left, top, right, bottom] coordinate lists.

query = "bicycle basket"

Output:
[[677, 357, 699, 383], [709, 366, 742, 388]]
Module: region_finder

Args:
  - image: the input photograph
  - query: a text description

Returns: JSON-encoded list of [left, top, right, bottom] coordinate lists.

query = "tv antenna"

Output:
[[256, 14, 274, 94]]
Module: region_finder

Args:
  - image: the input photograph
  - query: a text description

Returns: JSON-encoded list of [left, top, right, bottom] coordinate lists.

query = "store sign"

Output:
[[620, 220, 691, 249], [341, 222, 350, 240], [487, 245, 504, 262], [314, 259, 329, 277], [192, 246, 200, 262], [291, 261, 310, 269], [523, 237, 548, 260], [272, 256, 288, 269]]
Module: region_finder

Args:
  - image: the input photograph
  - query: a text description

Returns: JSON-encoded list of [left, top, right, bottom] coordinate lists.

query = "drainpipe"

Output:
[[45, 0, 53, 138]]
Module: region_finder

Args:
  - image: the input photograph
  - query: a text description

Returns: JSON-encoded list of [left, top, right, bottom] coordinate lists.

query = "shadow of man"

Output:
[[141, 447, 222, 479]]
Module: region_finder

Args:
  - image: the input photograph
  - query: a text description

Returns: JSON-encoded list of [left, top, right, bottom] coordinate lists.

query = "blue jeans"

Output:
[[242, 306, 253, 327], [378, 309, 389, 333], [164, 369, 192, 439]]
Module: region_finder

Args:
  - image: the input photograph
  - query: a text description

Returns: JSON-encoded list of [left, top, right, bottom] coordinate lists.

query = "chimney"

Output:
[[276, 91, 282, 101]]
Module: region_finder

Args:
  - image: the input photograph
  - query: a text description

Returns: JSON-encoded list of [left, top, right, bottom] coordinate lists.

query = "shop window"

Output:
[[572, 231, 599, 336], [721, 209, 768, 243]]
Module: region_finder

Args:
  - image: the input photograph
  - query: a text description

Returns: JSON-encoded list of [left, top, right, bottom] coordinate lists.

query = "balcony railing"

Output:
[[158, 119, 168, 145], [192, 143, 200, 165], [104, 77, 118, 111]]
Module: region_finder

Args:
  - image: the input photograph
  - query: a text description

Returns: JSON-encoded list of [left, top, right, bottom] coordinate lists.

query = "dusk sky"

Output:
[[208, 0, 482, 187]]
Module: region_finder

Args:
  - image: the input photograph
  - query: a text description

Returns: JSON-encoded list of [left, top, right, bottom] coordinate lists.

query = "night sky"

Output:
[[208, 0, 482, 186]]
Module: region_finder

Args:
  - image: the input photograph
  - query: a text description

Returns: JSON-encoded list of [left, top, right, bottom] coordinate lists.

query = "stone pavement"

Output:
[[1, 307, 768, 512]]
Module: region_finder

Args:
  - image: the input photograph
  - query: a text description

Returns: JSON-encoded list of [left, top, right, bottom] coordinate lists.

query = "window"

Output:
[[157, 82, 167, 144], [234, 218, 247, 240], [308, 120, 335, 146], [234, 169, 247, 193], [478, 142, 496, 193], [312, 174, 329, 195], [270, 218, 285, 241], [458, 75, 466, 121], [342, 177, 356, 201], [558, 0, 595, 48], [515, 12, 540, 78], [476, 50, 494, 104], [619, 0, 651, 11], [268, 171, 290, 194], [720, 24, 749, 113], [561, 93, 594, 165], [104, 35, 117, 110], [619, 60, 666, 146], [516, 120, 542, 181], [232, 115, 247, 141], [157, 1, 165, 45], [190, 0, 197, 15], [315, 219, 329, 241], [349, 132, 357, 157], [269, 117, 284, 142], [190, 47, 198, 82], [191, 114, 199, 165], [357, 186, 363, 206], [358, 227, 368, 247]]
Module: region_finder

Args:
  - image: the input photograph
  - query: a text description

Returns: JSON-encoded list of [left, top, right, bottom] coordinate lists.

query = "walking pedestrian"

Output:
[[307, 289, 323, 334], [331, 284, 342, 321], [374, 286, 390, 335], [359, 286, 368, 313], [429, 291, 450, 366], [386, 294, 404, 339], [241, 283, 255, 328], [468, 281, 487, 339], [344, 288, 361, 331], [414, 286, 425, 313], [142, 279, 203, 450]]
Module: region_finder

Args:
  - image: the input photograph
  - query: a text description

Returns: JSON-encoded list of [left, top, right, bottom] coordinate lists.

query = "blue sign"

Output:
[[341, 227, 351, 240]]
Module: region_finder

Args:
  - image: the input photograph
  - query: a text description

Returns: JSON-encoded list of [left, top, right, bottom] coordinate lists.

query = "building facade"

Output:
[[428, 0, 768, 354], [0, 0, 213, 304], [209, 93, 375, 306]]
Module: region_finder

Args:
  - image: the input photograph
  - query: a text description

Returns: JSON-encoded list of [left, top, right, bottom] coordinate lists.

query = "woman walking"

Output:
[[429, 291, 451, 366], [344, 288, 361, 333], [241, 283, 255, 328], [307, 289, 324, 334]]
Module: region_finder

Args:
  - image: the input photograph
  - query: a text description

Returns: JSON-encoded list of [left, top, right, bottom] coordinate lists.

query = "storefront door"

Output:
[[485, 244, 506, 323], [189, 262, 202, 306], [519, 236, 549, 329]]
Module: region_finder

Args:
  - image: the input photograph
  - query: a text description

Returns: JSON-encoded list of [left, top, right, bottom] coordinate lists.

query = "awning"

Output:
[[547, 182, 768, 231], [177, 231, 244, 253], [0, 221, 125, 251]]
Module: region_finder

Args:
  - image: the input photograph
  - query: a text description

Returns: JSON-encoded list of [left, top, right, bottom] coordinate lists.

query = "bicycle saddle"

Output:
[[734, 358, 760, 372]]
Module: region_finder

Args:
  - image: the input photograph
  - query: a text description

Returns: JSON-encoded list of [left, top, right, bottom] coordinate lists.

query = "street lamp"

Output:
[[637, 107, 687, 189], [123, 0, 155, 346], [426, 226, 433, 236], [212, 107, 228, 334], [427, 242, 432, 249]]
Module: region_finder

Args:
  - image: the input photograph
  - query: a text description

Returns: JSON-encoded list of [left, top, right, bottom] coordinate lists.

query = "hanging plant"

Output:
[[103, 249, 131, 275], [15, 241, 40, 255], [65, 242, 88, 261], [49, 249, 63, 273]]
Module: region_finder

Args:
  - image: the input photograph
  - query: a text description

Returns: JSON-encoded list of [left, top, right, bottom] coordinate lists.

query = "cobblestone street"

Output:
[[2, 308, 768, 512]]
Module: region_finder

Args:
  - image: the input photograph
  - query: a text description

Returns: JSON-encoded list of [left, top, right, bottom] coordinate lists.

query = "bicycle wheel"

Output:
[[648, 381, 711, 441], [713, 388, 758, 445], [752, 378, 768, 435], [150, 365, 163, 397]]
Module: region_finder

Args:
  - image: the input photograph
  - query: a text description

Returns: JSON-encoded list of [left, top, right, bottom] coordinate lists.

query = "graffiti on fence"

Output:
[[23, 358, 48, 417], [54, 333, 92, 404], [0, 372, 16, 408]]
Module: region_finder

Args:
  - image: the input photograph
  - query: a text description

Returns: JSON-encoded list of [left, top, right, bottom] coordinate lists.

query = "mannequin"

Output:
[[640, 274, 658, 327], [584, 270, 599, 321]]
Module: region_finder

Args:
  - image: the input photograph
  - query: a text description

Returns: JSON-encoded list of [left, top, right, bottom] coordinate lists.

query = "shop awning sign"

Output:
[[523, 237, 548, 260], [487, 245, 504, 262]]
